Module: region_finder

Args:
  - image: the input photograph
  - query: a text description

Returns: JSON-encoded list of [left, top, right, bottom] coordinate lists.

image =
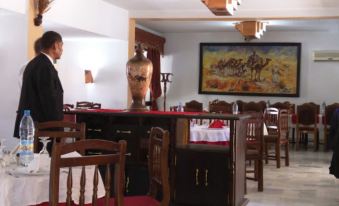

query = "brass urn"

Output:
[[126, 44, 153, 111]]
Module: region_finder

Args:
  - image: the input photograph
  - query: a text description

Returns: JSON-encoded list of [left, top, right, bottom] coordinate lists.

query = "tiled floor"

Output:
[[246, 146, 339, 206]]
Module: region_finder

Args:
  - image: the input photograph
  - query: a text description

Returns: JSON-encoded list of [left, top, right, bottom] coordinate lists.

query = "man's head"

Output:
[[34, 37, 42, 56], [41, 31, 63, 60]]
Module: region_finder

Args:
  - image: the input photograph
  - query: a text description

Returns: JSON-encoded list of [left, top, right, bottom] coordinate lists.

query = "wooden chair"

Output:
[[76, 101, 93, 109], [34, 121, 86, 153], [63, 104, 76, 122], [63, 104, 74, 112], [264, 109, 289, 168], [169, 106, 178, 111], [92, 102, 102, 109], [236, 100, 245, 113], [49, 139, 127, 206], [324, 103, 339, 150], [271, 101, 295, 142], [124, 127, 170, 206], [245, 113, 264, 192], [184, 100, 203, 112], [242, 101, 266, 113], [296, 102, 320, 150], [271, 101, 295, 114], [209, 100, 232, 114]]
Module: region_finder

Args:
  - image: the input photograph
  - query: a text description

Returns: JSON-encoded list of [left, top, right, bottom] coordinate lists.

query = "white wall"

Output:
[[0, 0, 26, 14], [0, 0, 130, 149], [44, 0, 129, 40], [57, 37, 128, 109], [0, 12, 27, 148], [161, 30, 339, 110]]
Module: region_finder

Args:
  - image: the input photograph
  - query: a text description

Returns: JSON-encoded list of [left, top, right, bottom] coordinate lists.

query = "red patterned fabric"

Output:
[[82, 109, 124, 113], [124, 196, 159, 206], [190, 141, 229, 146], [208, 120, 225, 128], [63, 114, 76, 122], [147, 48, 162, 111], [291, 114, 297, 124], [73, 109, 202, 116], [35, 196, 159, 206]]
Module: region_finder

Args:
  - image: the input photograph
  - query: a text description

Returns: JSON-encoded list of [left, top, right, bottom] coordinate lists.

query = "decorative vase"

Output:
[[126, 44, 153, 111]]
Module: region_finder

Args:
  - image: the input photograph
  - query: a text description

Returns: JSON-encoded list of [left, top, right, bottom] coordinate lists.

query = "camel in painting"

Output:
[[246, 51, 272, 81]]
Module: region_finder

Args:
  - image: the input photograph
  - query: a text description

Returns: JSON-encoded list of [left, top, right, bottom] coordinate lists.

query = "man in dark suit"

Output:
[[14, 31, 64, 138]]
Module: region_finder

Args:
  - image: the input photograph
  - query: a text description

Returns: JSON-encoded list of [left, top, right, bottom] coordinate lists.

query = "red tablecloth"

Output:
[[190, 141, 229, 146]]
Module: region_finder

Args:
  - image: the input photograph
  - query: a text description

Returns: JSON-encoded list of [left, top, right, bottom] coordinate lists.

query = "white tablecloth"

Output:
[[190, 124, 230, 142], [0, 152, 105, 206], [190, 124, 268, 143]]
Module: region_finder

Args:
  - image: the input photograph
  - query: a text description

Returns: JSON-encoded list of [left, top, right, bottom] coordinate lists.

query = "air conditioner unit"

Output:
[[313, 50, 339, 61]]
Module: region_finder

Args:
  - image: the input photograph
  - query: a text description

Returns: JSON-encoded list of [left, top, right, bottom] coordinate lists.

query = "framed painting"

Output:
[[199, 42, 301, 97]]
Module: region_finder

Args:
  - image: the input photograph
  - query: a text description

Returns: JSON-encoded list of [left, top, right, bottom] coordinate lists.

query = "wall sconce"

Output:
[[34, 0, 54, 26], [85, 70, 94, 84], [235, 21, 267, 41], [201, 0, 242, 16]]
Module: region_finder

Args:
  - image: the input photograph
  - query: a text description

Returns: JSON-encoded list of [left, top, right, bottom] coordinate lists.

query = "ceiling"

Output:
[[104, 0, 339, 34], [3, 1, 339, 37]]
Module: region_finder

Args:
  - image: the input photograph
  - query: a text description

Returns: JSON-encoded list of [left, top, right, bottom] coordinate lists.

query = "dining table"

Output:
[[190, 122, 268, 146], [0, 152, 105, 206]]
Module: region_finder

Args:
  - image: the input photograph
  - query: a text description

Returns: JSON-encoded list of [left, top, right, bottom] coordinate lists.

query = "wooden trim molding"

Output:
[[135, 28, 166, 55]]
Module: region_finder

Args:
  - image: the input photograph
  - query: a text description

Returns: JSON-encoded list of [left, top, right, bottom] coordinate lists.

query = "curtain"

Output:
[[147, 48, 162, 110]]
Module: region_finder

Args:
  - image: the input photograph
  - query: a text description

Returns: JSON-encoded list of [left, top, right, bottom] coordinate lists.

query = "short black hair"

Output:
[[34, 37, 42, 54], [41, 31, 62, 50]]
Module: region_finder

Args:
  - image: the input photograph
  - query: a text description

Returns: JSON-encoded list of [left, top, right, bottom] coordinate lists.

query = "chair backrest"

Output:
[[92, 103, 102, 109], [49, 139, 127, 206], [63, 104, 74, 112], [184, 100, 203, 112], [76, 101, 93, 109], [245, 113, 264, 153], [242, 101, 266, 113], [34, 121, 86, 153], [278, 109, 289, 141], [209, 100, 232, 114], [325, 103, 339, 126], [271, 101, 295, 114], [236, 100, 245, 112], [297, 103, 319, 125], [148, 127, 170, 206], [305, 102, 320, 114], [263, 107, 279, 134]]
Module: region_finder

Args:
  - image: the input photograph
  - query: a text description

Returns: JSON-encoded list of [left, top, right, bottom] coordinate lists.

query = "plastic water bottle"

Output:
[[178, 102, 184, 112], [19, 110, 35, 166], [266, 100, 270, 109], [232, 102, 238, 114], [321, 101, 326, 115]]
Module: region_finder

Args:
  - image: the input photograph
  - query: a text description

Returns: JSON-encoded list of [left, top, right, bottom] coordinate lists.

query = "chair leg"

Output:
[[296, 128, 299, 150], [254, 160, 258, 180], [258, 158, 263, 192], [314, 129, 319, 151], [244, 165, 247, 194], [324, 127, 328, 151], [285, 142, 289, 166], [276, 140, 281, 168], [265, 141, 269, 164]]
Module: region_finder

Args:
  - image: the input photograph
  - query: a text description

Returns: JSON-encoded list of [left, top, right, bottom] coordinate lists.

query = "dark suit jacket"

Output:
[[14, 53, 64, 137], [330, 109, 339, 178]]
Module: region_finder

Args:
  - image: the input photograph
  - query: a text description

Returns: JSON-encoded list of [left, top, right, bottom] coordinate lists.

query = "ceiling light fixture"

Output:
[[201, 0, 242, 16], [235, 21, 267, 41]]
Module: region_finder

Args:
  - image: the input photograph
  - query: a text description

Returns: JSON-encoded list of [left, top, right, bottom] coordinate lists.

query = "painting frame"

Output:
[[199, 42, 301, 97]]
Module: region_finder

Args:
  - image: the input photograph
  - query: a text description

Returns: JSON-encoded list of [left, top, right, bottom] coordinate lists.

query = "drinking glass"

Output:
[[39, 137, 51, 154]]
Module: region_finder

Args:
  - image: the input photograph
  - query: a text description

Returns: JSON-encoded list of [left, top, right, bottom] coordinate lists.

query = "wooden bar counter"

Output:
[[65, 109, 250, 206]]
